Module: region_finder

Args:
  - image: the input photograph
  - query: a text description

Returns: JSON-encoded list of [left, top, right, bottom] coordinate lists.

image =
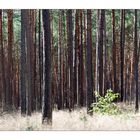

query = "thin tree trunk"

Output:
[[98, 10, 105, 96], [57, 10, 63, 110], [103, 10, 107, 96], [134, 10, 139, 112], [95, 10, 100, 93], [38, 9, 42, 110], [79, 10, 84, 107], [112, 9, 117, 93], [120, 10, 125, 102], [0, 10, 6, 111], [20, 10, 26, 114], [7, 9, 13, 110], [74, 10, 79, 106]]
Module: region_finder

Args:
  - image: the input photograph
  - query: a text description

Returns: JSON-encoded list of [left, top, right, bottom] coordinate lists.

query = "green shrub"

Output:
[[90, 89, 121, 115]]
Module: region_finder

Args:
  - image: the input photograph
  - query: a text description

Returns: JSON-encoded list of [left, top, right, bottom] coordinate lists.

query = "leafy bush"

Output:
[[90, 89, 121, 115]]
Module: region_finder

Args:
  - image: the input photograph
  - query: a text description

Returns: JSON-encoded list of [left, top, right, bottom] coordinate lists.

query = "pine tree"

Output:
[[7, 9, 13, 109], [86, 10, 93, 113], [74, 10, 79, 106], [67, 10, 74, 110], [20, 10, 26, 114], [42, 10, 52, 124], [24, 10, 33, 116], [98, 10, 105, 96], [120, 10, 125, 102], [79, 10, 84, 106], [134, 10, 139, 112], [38, 9, 42, 110], [112, 9, 117, 93], [0, 10, 6, 111], [57, 10, 63, 110]]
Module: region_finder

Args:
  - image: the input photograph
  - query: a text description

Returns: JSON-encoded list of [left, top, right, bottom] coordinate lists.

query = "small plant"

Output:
[[90, 89, 121, 115], [26, 126, 34, 131], [80, 115, 87, 122], [80, 113, 88, 128]]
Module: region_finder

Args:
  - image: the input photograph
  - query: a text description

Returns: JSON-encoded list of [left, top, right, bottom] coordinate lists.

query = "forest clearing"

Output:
[[0, 9, 140, 130]]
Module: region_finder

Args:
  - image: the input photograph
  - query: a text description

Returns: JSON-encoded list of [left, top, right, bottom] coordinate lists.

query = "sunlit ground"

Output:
[[0, 103, 139, 130]]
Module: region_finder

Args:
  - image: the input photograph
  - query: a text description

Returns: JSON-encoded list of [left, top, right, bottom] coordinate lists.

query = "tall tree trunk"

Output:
[[74, 10, 79, 106], [57, 10, 63, 110], [95, 10, 100, 92], [42, 10, 52, 124], [38, 9, 42, 110], [67, 10, 74, 111], [29, 10, 36, 112], [103, 10, 106, 96], [83, 11, 87, 106], [7, 9, 13, 110], [112, 10, 117, 93], [65, 12, 69, 109], [98, 10, 105, 96], [34, 10, 38, 111], [50, 10, 55, 109], [0, 10, 6, 111], [79, 10, 84, 107], [120, 10, 125, 102], [62, 11, 68, 108], [134, 10, 139, 112], [86, 10, 93, 114], [20, 10, 26, 114], [24, 10, 33, 116], [61, 10, 65, 109]]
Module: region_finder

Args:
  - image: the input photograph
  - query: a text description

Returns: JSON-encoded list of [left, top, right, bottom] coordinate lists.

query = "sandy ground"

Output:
[[0, 105, 140, 131]]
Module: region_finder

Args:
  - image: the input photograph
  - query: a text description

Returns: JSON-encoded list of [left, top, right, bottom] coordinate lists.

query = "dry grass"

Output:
[[0, 105, 140, 130]]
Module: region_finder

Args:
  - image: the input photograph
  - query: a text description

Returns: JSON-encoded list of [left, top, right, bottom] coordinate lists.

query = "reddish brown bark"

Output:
[[7, 9, 13, 109]]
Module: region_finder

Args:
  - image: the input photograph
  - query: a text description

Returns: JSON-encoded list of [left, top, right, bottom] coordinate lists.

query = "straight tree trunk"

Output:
[[112, 9, 117, 93], [20, 10, 26, 114], [120, 10, 125, 102], [103, 10, 107, 96], [24, 10, 33, 116], [7, 9, 13, 109], [42, 10, 52, 124], [98, 10, 105, 96], [67, 10, 74, 111], [74, 10, 79, 106], [57, 10, 63, 110], [65, 12, 69, 109], [0, 10, 6, 111], [29, 10, 36, 112], [95, 10, 100, 92], [62, 11, 69, 108], [83, 11, 87, 106], [134, 10, 139, 112], [79, 10, 84, 107], [38, 9, 42, 110], [86, 10, 93, 114], [34, 10, 38, 111]]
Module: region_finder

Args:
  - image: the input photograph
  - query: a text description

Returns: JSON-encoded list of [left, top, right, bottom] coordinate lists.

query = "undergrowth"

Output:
[[90, 89, 122, 115]]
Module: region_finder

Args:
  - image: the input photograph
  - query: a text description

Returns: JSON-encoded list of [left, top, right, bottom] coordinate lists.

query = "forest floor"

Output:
[[0, 103, 140, 130]]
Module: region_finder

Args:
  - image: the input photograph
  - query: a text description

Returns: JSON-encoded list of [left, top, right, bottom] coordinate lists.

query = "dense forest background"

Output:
[[0, 9, 139, 125]]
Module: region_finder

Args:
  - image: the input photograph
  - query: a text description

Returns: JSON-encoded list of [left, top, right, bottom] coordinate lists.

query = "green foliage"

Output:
[[90, 89, 121, 115], [79, 112, 88, 128], [80, 115, 87, 122]]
